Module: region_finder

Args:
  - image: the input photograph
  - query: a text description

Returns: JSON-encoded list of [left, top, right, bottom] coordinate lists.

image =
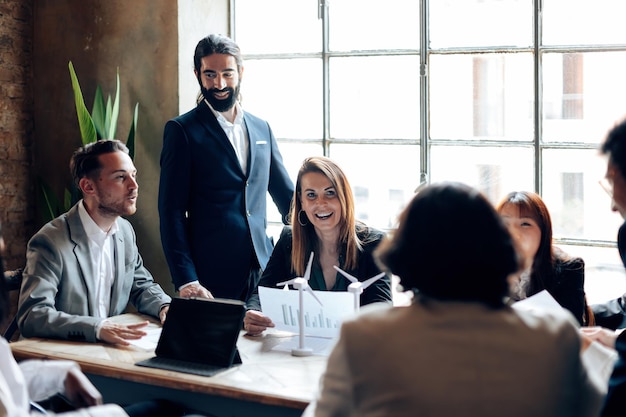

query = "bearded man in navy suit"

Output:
[[158, 34, 294, 302]]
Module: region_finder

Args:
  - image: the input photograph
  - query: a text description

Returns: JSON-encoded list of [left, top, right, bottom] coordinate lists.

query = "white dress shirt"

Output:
[[78, 201, 117, 318], [206, 99, 249, 174], [0, 337, 127, 416]]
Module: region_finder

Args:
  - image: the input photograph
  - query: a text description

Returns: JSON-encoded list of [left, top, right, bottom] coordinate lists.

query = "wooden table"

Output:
[[10, 314, 329, 417]]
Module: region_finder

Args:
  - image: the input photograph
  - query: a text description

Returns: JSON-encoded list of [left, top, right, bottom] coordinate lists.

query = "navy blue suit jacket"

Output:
[[158, 102, 294, 299]]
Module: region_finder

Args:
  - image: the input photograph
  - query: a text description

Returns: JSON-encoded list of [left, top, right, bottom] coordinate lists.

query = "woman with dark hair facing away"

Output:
[[496, 191, 590, 326], [244, 156, 392, 335], [303, 182, 602, 417]]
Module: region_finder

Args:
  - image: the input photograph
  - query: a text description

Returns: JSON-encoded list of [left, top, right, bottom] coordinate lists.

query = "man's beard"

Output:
[[96, 190, 138, 218], [201, 84, 240, 112]]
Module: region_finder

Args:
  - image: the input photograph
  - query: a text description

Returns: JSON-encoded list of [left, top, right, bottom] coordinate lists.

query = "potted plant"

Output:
[[39, 62, 139, 223]]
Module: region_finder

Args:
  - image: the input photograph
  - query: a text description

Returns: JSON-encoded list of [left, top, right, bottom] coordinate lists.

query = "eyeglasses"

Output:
[[599, 177, 614, 199]]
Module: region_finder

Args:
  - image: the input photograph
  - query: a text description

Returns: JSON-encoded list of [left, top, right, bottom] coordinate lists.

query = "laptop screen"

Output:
[[154, 297, 245, 367]]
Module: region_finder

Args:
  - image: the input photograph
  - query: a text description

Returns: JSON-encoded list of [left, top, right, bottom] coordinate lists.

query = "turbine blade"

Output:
[[304, 251, 314, 281], [333, 265, 358, 283], [276, 278, 297, 287], [361, 272, 386, 289], [304, 285, 323, 306]]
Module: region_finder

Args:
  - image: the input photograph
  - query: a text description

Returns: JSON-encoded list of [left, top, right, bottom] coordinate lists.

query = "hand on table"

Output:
[[99, 321, 149, 346], [159, 305, 169, 324], [243, 310, 275, 336], [63, 366, 103, 408], [178, 283, 213, 300]]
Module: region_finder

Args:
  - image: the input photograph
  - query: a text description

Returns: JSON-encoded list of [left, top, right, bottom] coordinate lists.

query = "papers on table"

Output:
[[127, 325, 162, 351], [258, 286, 355, 339]]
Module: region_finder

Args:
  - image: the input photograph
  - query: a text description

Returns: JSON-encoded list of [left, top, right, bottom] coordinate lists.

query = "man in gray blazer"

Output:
[[18, 140, 171, 344], [158, 34, 294, 302]]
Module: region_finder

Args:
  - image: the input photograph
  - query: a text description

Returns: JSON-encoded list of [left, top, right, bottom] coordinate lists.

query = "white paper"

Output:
[[258, 286, 355, 338], [127, 326, 162, 351], [511, 289, 564, 313]]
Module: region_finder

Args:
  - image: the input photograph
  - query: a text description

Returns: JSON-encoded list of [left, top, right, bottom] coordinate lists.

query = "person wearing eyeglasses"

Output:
[[591, 120, 626, 330], [584, 118, 626, 417]]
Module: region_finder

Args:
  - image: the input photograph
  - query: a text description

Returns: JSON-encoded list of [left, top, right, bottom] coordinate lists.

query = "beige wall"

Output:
[[33, 0, 179, 294], [0, 0, 231, 295]]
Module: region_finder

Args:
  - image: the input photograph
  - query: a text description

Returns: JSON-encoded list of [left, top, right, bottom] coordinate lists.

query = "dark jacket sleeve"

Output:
[[356, 228, 392, 306], [548, 257, 585, 326], [601, 331, 626, 417], [592, 222, 626, 330], [592, 296, 626, 330], [246, 226, 294, 311]]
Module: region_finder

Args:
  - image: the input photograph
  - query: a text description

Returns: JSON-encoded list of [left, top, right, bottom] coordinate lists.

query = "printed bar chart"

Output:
[[259, 286, 353, 338]]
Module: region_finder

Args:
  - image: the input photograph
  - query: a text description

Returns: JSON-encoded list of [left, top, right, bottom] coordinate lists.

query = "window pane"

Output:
[[562, 244, 626, 305], [242, 59, 322, 140], [542, 52, 626, 143], [329, 0, 419, 51], [329, 144, 420, 229], [543, 0, 626, 46], [542, 149, 622, 241], [430, 53, 534, 141], [430, 145, 534, 204], [234, 0, 320, 54], [330, 56, 420, 140], [430, 0, 531, 48]]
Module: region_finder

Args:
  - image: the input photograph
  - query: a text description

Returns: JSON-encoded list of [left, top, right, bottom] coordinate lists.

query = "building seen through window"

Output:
[[232, 0, 626, 303]]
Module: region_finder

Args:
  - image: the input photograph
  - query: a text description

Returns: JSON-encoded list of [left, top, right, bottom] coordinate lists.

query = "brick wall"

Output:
[[0, 0, 34, 271]]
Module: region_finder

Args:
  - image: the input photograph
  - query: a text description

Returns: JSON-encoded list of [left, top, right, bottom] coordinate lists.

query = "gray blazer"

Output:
[[17, 203, 171, 342]]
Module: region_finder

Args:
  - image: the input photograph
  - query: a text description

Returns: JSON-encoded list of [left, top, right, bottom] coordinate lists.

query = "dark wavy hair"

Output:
[[375, 182, 520, 308], [193, 34, 243, 83], [601, 118, 626, 178], [69, 139, 129, 188]]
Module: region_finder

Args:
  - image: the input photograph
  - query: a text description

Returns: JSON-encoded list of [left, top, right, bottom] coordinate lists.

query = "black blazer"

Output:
[[158, 102, 294, 299], [592, 221, 626, 329], [246, 226, 393, 311]]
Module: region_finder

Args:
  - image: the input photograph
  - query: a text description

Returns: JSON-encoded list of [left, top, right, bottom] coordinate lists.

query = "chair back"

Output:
[[2, 268, 23, 341]]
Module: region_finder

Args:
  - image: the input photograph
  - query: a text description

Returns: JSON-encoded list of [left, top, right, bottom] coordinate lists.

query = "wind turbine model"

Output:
[[333, 266, 386, 313], [276, 251, 323, 356]]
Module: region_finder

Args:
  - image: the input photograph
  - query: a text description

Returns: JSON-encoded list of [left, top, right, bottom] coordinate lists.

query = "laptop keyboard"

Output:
[[136, 356, 229, 377]]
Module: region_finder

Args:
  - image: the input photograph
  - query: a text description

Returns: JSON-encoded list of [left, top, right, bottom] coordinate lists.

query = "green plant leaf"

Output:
[[127, 102, 139, 160], [68, 61, 97, 145], [63, 188, 73, 213], [108, 68, 120, 140], [38, 178, 61, 223], [92, 85, 106, 139], [105, 95, 113, 139]]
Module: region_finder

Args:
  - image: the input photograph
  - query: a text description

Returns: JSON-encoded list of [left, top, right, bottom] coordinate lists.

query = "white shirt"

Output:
[[205, 99, 249, 174], [0, 338, 128, 416], [78, 201, 117, 318]]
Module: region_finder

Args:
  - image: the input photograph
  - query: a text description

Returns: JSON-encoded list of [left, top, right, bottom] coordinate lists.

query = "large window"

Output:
[[233, 0, 626, 303]]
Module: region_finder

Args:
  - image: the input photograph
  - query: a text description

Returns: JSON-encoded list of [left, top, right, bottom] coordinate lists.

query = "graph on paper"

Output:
[[280, 304, 341, 329], [258, 286, 354, 338]]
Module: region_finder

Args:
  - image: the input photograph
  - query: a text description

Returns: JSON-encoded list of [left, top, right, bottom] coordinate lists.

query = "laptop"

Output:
[[135, 296, 245, 377]]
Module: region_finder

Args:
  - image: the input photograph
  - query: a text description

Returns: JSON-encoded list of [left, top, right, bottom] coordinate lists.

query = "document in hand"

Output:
[[258, 286, 354, 338]]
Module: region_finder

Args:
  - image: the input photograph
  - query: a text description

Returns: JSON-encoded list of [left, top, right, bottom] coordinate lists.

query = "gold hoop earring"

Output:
[[298, 209, 309, 226]]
